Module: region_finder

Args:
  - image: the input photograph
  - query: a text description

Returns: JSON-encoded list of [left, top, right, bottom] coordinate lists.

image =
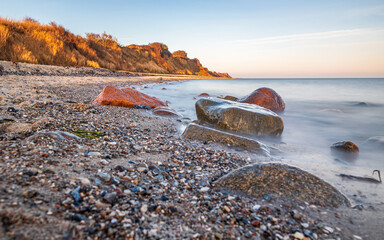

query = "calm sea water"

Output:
[[141, 78, 384, 205]]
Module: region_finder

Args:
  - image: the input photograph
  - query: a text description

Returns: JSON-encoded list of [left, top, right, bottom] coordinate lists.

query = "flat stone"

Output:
[[182, 123, 269, 154], [93, 85, 167, 109], [153, 106, 181, 117], [1, 122, 33, 134], [26, 130, 80, 142], [215, 163, 350, 207]]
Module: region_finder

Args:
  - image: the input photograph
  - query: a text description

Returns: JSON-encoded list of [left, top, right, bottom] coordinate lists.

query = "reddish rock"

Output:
[[331, 141, 359, 153], [93, 85, 167, 109], [239, 87, 285, 112], [153, 106, 181, 117], [198, 93, 210, 97]]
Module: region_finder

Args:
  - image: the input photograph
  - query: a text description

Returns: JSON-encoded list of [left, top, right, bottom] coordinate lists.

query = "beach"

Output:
[[1, 61, 383, 239]]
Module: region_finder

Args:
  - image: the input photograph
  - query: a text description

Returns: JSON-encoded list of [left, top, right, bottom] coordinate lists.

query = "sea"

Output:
[[140, 78, 384, 206]]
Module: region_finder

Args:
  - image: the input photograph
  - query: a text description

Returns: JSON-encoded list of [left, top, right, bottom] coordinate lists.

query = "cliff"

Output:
[[0, 17, 231, 78]]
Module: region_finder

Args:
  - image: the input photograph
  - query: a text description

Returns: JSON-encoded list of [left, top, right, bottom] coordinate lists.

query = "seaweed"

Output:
[[0, 119, 15, 123], [338, 170, 382, 184], [71, 130, 105, 139]]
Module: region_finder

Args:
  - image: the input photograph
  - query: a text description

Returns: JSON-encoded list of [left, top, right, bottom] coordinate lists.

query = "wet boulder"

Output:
[[93, 85, 167, 109], [239, 87, 285, 112], [331, 141, 359, 153], [182, 123, 269, 154], [195, 98, 284, 136], [153, 106, 181, 117], [215, 163, 350, 207]]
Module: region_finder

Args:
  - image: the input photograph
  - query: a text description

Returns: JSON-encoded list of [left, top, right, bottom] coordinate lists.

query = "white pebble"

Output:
[[252, 204, 261, 211], [140, 204, 148, 214], [200, 187, 210, 192], [293, 232, 304, 239], [323, 226, 334, 233]]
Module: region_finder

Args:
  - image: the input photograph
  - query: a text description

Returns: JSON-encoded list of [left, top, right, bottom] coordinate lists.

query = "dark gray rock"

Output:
[[195, 98, 284, 136], [182, 123, 269, 154], [215, 163, 350, 207]]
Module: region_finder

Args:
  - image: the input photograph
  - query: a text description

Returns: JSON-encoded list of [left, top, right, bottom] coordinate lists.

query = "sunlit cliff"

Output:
[[0, 17, 231, 78]]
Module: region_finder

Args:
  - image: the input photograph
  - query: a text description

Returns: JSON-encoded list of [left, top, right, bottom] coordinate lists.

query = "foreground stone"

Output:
[[93, 85, 167, 109], [196, 98, 284, 136], [331, 141, 359, 153], [215, 163, 350, 207], [239, 87, 285, 112], [182, 123, 269, 154]]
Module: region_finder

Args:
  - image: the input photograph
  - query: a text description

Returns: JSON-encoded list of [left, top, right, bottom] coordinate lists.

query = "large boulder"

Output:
[[93, 85, 167, 109], [239, 87, 285, 112], [182, 123, 269, 154], [215, 163, 350, 207], [195, 98, 284, 136]]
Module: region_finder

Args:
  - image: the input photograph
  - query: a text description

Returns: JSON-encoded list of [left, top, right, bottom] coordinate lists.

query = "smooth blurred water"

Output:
[[141, 78, 384, 204]]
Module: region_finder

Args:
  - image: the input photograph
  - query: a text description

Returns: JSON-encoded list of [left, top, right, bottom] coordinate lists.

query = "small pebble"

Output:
[[323, 226, 334, 234], [293, 232, 304, 239], [141, 204, 148, 214], [97, 171, 111, 182], [87, 151, 101, 157]]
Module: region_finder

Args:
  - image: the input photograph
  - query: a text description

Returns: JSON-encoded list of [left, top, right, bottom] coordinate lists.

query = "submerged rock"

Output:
[[198, 93, 210, 97], [93, 85, 167, 109], [195, 98, 284, 136], [215, 163, 350, 207], [365, 136, 384, 148], [153, 106, 181, 117], [331, 141, 359, 153], [239, 87, 285, 112], [182, 123, 269, 154]]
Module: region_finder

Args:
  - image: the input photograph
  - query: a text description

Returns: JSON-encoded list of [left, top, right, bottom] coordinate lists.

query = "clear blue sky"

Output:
[[1, 0, 383, 77]]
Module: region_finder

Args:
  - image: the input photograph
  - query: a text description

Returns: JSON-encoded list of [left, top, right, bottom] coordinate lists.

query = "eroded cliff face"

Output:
[[0, 18, 231, 78], [125, 43, 230, 77]]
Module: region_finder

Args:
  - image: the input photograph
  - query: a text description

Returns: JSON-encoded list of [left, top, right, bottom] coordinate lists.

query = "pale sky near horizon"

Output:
[[1, 0, 383, 78]]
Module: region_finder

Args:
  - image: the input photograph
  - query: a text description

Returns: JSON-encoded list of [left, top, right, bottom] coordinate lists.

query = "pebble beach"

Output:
[[1, 61, 383, 239]]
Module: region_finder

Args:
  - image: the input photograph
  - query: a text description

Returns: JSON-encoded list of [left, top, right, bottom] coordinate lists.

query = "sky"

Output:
[[1, 0, 383, 78]]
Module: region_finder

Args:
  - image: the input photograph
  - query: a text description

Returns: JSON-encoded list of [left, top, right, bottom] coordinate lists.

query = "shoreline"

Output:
[[0, 60, 230, 81], [0, 62, 383, 239]]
